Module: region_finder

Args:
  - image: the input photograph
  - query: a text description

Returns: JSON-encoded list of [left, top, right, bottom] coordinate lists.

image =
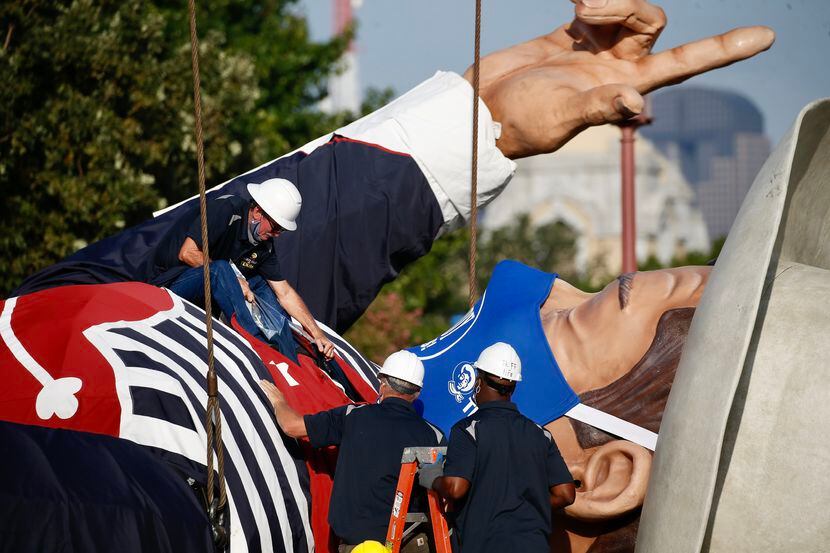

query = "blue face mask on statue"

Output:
[[409, 260, 579, 433]]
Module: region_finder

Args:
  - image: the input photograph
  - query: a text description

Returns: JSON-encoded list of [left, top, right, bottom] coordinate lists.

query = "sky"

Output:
[[298, 0, 830, 146]]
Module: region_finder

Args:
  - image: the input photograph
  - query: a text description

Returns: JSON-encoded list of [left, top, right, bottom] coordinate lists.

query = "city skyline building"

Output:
[[642, 86, 771, 239], [482, 125, 709, 277]]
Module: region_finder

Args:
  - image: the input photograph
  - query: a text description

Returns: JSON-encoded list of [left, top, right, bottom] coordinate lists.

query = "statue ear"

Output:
[[565, 440, 652, 521]]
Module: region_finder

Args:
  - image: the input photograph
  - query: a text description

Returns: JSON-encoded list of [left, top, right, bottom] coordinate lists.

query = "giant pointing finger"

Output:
[[471, 0, 775, 159], [638, 26, 775, 92]]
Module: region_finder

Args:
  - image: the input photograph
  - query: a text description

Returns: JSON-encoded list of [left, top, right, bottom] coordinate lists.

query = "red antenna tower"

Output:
[[333, 0, 355, 51]]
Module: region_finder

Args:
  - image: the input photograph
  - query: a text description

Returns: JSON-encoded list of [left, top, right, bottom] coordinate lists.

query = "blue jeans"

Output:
[[167, 261, 298, 361]]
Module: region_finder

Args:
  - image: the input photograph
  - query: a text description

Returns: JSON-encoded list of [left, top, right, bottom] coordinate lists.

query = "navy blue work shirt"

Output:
[[304, 397, 446, 545], [443, 401, 572, 553], [150, 195, 283, 287]]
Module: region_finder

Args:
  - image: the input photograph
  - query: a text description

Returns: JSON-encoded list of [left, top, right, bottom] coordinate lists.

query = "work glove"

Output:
[[418, 459, 444, 490]]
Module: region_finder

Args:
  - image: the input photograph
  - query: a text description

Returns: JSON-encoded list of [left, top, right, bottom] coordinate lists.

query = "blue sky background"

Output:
[[298, 0, 830, 146]]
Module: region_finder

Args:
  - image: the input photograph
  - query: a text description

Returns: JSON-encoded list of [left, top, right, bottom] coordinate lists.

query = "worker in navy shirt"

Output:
[[421, 342, 575, 552], [151, 178, 334, 360], [260, 350, 446, 552]]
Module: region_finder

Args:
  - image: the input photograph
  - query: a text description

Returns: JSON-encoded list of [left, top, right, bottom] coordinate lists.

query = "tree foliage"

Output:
[[344, 292, 423, 362], [637, 235, 724, 271], [0, 0, 350, 295]]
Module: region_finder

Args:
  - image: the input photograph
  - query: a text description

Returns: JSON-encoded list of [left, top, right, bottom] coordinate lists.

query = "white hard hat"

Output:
[[474, 342, 522, 382], [247, 178, 302, 231], [378, 350, 425, 388]]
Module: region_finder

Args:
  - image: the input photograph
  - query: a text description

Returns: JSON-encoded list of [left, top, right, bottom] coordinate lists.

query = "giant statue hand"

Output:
[[468, 0, 775, 159]]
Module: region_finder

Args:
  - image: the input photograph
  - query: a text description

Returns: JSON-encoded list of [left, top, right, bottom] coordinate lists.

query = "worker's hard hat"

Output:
[[473, 342, 522, 382], [352, 541, 390, 553], [378, 350, 425, 388], [247, 178, 302, 231]]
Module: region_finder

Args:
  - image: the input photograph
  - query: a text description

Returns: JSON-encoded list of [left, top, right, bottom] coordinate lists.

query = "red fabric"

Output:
[[330, 135, 410, 157], [0, 283, 172, 436], [0, 282, 380, 553], [232, 319, 378, 553]]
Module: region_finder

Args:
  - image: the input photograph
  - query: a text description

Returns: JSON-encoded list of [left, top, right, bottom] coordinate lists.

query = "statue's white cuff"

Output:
[[336, 71, 517, 234]]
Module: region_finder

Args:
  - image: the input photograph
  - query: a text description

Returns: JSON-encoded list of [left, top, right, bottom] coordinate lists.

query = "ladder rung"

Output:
[[401, 520, 423, 540], [400, 446, 447, 464]]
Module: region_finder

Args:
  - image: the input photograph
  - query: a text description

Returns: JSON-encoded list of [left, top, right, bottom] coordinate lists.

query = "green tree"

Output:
[[474, 215, 580, 292], [343, 292, 423, 362], [152, 0, 357, 199], [637, 236, 724, 271], [0, 0, 350, 295]]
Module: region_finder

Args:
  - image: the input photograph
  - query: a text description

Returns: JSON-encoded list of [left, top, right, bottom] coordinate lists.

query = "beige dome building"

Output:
[[482, 125, 710, 276]]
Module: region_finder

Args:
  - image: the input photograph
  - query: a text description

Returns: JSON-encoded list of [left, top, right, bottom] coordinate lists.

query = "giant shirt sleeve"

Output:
[[13, 72, 516, 334]]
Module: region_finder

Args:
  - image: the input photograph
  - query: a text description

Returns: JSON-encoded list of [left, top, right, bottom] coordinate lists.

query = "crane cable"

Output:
[[185, 0, 481, 529], [468, 0, 482, 307], [186, 0, 228, 545]]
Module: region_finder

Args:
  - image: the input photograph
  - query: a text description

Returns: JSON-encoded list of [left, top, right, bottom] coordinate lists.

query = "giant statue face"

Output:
[[409, 256, 712, 553], [547, 308, 695, 553], [533, 271, 705, 553]]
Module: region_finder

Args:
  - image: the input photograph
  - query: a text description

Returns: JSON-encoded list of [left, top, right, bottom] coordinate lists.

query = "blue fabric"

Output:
[[411, 260, 579, 434], [0, 421, 213, 553], [13, 137, 443, 333], [168, 260, 297, 362]]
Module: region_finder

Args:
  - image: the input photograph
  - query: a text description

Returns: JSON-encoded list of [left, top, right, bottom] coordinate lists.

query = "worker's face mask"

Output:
[[250, 211, 282, 244], [248, 218, 263, 244]]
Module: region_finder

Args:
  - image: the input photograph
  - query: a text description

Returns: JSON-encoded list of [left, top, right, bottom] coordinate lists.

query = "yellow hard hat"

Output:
[[352, 540, 390, 553]]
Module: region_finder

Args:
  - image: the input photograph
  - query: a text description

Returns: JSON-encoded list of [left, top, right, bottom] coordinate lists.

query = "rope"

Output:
[[468, 0, 482, 308], [187, 0, 228, 513]]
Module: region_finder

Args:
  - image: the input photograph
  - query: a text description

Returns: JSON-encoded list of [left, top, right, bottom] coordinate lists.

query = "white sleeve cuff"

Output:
[[336, 71, 517, 233]]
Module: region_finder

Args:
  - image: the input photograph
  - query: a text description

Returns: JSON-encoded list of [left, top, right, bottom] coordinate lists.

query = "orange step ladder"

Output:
[[385, 447, 452, 553]]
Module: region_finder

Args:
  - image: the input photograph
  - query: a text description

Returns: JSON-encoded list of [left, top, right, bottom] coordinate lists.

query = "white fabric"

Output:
[[565, 403, 659, 451], [155, 72, 517, 235], [335, 71, 516, 233]]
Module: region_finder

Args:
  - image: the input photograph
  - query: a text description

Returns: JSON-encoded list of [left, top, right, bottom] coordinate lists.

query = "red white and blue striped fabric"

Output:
[[0, 282, 378, 553]]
